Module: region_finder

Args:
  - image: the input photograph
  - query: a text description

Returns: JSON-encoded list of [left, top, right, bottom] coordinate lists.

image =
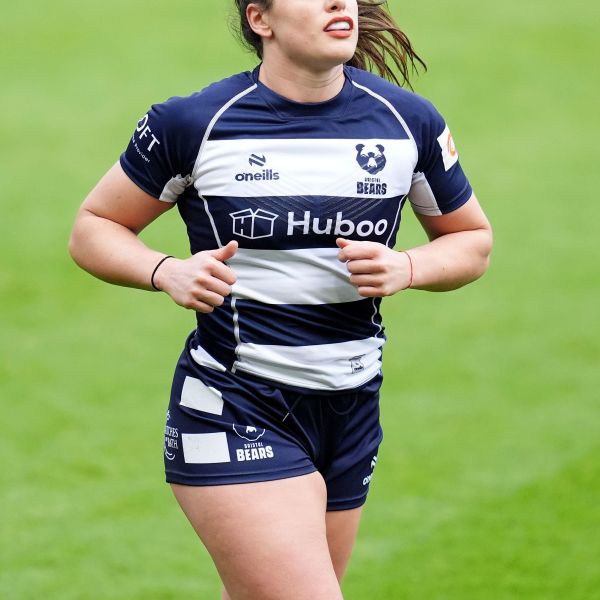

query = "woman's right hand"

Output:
[[154, 241, 239, 313]]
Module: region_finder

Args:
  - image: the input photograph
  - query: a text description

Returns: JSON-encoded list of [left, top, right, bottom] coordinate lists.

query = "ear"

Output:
[[246, 3, 273, 40], [356, 144, 364, 152], [376, 144, 385, 152]]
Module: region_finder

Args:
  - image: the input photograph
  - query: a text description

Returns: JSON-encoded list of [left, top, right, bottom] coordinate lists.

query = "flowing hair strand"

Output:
[[351, 0, 426, 88]]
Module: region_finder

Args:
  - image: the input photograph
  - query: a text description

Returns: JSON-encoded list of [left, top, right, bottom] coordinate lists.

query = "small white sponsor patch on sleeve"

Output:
[[182, 432, 231, 464], [437, 125, 459, 171], [180, 376, 224, 415]]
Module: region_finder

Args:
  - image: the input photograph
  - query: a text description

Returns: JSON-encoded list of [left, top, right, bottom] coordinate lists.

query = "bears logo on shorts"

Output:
[[233, 424, 266, 442]]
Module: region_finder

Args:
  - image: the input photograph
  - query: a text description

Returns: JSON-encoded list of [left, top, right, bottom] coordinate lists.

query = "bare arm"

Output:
[[69, 162, 174, 289], [336, 194, 492, 296], [406, 193, 492, 291], [69, 162, 237, 312]]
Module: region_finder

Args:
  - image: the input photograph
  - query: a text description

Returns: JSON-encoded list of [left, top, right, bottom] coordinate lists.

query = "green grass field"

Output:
[[1, 1, 599, 598]]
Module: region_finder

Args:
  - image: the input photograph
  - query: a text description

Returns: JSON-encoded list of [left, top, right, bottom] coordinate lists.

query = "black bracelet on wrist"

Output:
[[151, 255, 174, 291]]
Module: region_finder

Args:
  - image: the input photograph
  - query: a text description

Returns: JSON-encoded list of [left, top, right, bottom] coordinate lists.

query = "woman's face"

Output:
[[259, 0, 359, 72]]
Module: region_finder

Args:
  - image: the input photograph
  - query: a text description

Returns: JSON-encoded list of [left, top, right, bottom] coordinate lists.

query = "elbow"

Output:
[[68, 214, 89, 269], [475, 226, 494, 279], [68, 229, 77, 262], [68, 224, 82, 266], [478, 254, 491, 280]]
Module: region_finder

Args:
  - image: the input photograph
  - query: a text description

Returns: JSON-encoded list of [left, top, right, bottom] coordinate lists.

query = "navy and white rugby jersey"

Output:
[[120, 66, 473, 392]]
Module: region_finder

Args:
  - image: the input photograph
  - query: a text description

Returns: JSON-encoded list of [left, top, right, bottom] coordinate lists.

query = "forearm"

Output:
[[69, 208, 166, 291], [407, 228, 492, 292]]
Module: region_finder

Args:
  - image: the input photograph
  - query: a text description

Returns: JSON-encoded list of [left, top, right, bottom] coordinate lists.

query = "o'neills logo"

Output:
[[235, 169, 280, 182], [236, 153, 280, 182]]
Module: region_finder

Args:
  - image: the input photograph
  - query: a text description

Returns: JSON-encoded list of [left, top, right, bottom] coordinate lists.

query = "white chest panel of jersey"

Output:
[[195, 137, 416, 200]]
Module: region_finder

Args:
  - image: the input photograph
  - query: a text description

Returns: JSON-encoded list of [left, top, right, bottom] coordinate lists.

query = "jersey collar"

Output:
[[251, 64, 354, 120]]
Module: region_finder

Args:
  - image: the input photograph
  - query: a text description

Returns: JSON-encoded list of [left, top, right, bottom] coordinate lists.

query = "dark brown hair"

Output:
[[232, 0, 426, 88]]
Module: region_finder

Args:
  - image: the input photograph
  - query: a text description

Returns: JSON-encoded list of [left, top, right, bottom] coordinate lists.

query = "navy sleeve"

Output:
[[408, 99, 473, 216], [119, 97, 199, 202]]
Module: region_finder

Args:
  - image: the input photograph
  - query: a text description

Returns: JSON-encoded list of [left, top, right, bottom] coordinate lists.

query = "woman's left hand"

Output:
[[336, 238, 411, 298]]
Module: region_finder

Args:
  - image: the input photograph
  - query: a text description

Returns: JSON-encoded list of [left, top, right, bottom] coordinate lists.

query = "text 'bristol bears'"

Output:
[[356, 143, 388, 195]]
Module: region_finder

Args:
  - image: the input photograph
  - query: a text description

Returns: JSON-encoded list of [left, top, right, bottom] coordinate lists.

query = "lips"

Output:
[[324, 16, 354, 36]]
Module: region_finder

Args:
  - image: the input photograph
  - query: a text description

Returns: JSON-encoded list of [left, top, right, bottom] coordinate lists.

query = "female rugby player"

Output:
[[69, 1, 492, 598]]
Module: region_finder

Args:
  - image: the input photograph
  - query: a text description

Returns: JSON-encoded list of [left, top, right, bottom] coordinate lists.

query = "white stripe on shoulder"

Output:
[[193, 84, 257, 248], [192, 83, 258, 181], [351, 81, 417, 143]]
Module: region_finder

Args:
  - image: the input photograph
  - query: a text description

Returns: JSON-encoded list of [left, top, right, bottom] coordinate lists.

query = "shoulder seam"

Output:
[[192, 83, 258, 181], [351, 81, 416, 143]]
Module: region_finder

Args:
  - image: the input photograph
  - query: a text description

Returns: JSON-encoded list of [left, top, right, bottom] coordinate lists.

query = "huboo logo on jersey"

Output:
[[355, 143, 388, 195], [287, 211, 389, 238], [235, 153, 280, 182], [230, 209, 389, 240], [233, 424, 274, 462], [132, 113, 161, 163]]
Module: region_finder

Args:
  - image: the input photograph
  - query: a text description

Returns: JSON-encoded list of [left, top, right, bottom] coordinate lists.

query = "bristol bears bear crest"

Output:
[[355, 144, 387, 175]]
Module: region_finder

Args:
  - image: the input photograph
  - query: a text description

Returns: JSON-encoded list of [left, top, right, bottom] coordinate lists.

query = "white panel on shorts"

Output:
[[233, 337, 384, 391], [190, 345, 227, 372], [408, 172, 442, 216], [229, 247, 362, 305], [180, 376, 224, 415], [195, 138, 416, 199], [182, 432, 231, 464]]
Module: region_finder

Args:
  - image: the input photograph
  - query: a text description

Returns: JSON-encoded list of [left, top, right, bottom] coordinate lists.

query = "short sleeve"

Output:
[[408, 101, 473, 216], [119, 97, 198, 202]]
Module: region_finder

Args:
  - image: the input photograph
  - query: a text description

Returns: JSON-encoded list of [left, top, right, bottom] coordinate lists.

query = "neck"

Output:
[[258, 56, 346, 103]]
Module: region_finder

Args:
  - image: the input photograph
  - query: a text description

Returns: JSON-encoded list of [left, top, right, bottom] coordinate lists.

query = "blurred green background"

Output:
[[1, 1, 598, 598]]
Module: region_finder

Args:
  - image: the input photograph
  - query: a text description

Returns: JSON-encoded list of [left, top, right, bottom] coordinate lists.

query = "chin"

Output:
[[290, 40, 357, 72], [317, 46, 357, 69]]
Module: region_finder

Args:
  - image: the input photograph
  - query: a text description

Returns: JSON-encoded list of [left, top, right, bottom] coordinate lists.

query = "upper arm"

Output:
[[415, 193, 492, 240], [76, 93, 204, 233], [78, 162, 174, 234], [401, 97, 490, 240]]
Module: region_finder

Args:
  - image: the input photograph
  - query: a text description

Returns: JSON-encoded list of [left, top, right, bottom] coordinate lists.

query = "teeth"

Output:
[[327, 21, 351, 31]]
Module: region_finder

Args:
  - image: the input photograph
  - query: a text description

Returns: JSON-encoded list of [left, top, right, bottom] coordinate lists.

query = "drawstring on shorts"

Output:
[[282, 394, 303, 422], [327, 395, 358, 416]]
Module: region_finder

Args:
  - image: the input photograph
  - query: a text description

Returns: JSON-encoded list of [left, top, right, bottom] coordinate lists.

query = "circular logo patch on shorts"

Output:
[[232, 424, 266, 442]]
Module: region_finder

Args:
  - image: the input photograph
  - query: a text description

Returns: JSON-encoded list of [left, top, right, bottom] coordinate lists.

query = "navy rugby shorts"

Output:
[[164, 338, 383, 511]]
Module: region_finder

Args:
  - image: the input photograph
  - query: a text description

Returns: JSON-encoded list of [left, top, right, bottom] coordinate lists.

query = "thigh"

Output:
[[326, 507, 364, 582], [172, 472, 343, 600]]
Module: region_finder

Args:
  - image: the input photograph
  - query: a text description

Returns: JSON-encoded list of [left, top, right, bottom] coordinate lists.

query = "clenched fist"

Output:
[[336, 238, 412, 297], [154, 241, 238, 313]]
